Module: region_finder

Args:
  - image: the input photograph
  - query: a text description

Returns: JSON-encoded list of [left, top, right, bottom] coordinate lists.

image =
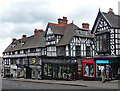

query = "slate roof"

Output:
[[103, 12, 120, 28], [3, 23, 93, 52], [3, 32, 46, 53], [54, 23, 93, 46], [48, 23, 65, 35]]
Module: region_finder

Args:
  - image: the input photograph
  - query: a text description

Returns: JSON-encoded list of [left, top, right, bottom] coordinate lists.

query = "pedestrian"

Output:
[[73, 72, 76, 80], [118, 67, 120, 80], [101, 67, 106, 83]]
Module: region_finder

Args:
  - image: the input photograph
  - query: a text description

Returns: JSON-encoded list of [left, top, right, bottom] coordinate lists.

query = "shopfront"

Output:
[[82, 58, 95, 79], [96, 60, 110, 79], [17, 65, 26, 78], [30, 65, 42, 80], [29, 57, 42, 79], [42, 59, 78, 80], [10, 65, 17, 78], [95, 59, 119, 80], [43, 63, 76, 80], [4, 65, 10, 78]]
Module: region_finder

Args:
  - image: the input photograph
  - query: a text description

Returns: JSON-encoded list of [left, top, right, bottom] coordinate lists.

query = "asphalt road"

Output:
[[2, 79, 96, 90]]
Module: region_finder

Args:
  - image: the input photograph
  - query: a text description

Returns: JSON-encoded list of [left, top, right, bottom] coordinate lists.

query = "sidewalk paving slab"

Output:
[[2, 78, 119, 89]]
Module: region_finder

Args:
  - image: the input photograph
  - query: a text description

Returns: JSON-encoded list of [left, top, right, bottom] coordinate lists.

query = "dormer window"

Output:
[[12, 43, 16, 48], [47, 28, 53, 35], [20, 40, 25, 46], [75, 29, 88, 36]]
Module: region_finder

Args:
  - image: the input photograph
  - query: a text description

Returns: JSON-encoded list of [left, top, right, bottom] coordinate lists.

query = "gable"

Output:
[[92, 10, 112, 34]]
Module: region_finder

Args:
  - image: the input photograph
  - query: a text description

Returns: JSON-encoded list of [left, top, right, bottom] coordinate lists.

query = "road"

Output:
[[2, 79, 96, 89]]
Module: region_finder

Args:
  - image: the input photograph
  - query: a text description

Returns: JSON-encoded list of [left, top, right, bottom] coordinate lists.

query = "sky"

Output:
[[0, 0, 120, 57]]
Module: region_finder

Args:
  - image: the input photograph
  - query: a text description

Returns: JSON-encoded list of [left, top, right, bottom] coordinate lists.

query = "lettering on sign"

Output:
[[84, 60, 91, 62]]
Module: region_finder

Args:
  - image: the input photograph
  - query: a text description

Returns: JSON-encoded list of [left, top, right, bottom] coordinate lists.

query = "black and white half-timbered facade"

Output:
[[3, 17, 94, 80], [92, 8, 120, 79], [42, 17, 94, 80]]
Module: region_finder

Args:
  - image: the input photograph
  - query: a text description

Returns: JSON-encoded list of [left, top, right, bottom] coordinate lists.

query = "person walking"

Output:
[[118, 67, 120, 80], [101, 67, 106, 83]]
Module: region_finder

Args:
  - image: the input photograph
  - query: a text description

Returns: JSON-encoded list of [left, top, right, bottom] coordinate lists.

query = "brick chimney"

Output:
[[22, 35, 27, 38], [34, 29, 44, 36], [108, 8, 114, 14], [82, 23, 89, 29], [58, 16, 68, 24], [12, 38, 16, 43]]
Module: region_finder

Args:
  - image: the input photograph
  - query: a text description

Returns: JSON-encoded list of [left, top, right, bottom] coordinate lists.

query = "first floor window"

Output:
[[76, 46, 81, 56], [86, 46, 90, 57], [96, 32, 110, 53]]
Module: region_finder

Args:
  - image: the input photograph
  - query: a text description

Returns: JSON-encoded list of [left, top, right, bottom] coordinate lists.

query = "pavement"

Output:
[[3, 78, 119, 89]]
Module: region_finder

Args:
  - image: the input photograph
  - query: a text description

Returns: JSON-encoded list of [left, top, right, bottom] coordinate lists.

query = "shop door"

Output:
[[35, 70, 38, 79]]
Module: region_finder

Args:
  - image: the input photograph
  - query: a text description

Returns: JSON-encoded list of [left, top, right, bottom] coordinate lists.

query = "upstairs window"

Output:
[[19, 40, 25, 46], [96, 33, 110, 53], [57, 46, 65, 56], [86, 46, 91, 57], [76, 46, 81, 56], [30, 48, 36, 53]]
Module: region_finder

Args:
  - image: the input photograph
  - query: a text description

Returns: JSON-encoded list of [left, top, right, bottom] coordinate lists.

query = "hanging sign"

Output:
[[32, 58, 36, 63]]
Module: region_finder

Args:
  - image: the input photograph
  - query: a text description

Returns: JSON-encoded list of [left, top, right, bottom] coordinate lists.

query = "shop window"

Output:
[[84, 63, 94, 77], [44, 64, 52, 77], [44, 64, 48, 76]]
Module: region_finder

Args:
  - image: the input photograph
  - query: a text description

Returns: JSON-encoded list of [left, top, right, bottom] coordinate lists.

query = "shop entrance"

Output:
[[96, 60, 112, 80]]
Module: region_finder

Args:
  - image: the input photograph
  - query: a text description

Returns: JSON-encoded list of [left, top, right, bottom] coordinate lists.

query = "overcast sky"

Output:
[[0, 0, 119, 56]]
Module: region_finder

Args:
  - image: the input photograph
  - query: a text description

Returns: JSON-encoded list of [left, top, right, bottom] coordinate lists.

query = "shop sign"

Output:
[[5, 65, 10, 68], [96, 60, 109, 64], [32, 58, 36, 63], [82, 58, 94, 63], [78, 61, 82, 71], [11, 65, 17, 69], [30, 65, 41, 68]]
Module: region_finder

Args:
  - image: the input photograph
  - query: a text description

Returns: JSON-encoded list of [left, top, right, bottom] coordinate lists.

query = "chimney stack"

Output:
[[34, 29, 44, 36], [108, 8, 114, 14], [12, 38, 16, 43], [22, 35, 27, 38], [82, 23, 89, 29], [58, 16, 68, 24]]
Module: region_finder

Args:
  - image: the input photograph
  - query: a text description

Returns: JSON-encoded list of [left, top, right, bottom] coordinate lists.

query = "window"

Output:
[[96, 33, 110, 53], [47, 46, 56, 56], [57, 46, 65, 56], [44, 63, 52, 77], [30, 48, 36, 53], [76, 46, 81, 56], [84, 63, 94, 77], [86, 46, 90, 57]]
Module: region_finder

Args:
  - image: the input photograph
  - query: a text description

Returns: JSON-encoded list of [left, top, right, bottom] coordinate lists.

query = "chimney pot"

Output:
[[22, 35, 27, 38], [34, 29, 43, 36], [108, 8, 114, 14], [58, 17, 68, 24], [82, 23, 89, 29], [63, 17, 67, 20], [12, 38, 16, 42]]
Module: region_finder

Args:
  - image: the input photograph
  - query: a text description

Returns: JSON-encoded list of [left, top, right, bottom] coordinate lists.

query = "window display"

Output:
[[43, 63, 52, 77], [82, 58, 95, 78], [84, 63, 94, 77]]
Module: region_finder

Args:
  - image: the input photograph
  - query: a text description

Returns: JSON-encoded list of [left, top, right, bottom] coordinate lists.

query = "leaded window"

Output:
[[96, 33, 110, 53], [76, 46, 81, 56]]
